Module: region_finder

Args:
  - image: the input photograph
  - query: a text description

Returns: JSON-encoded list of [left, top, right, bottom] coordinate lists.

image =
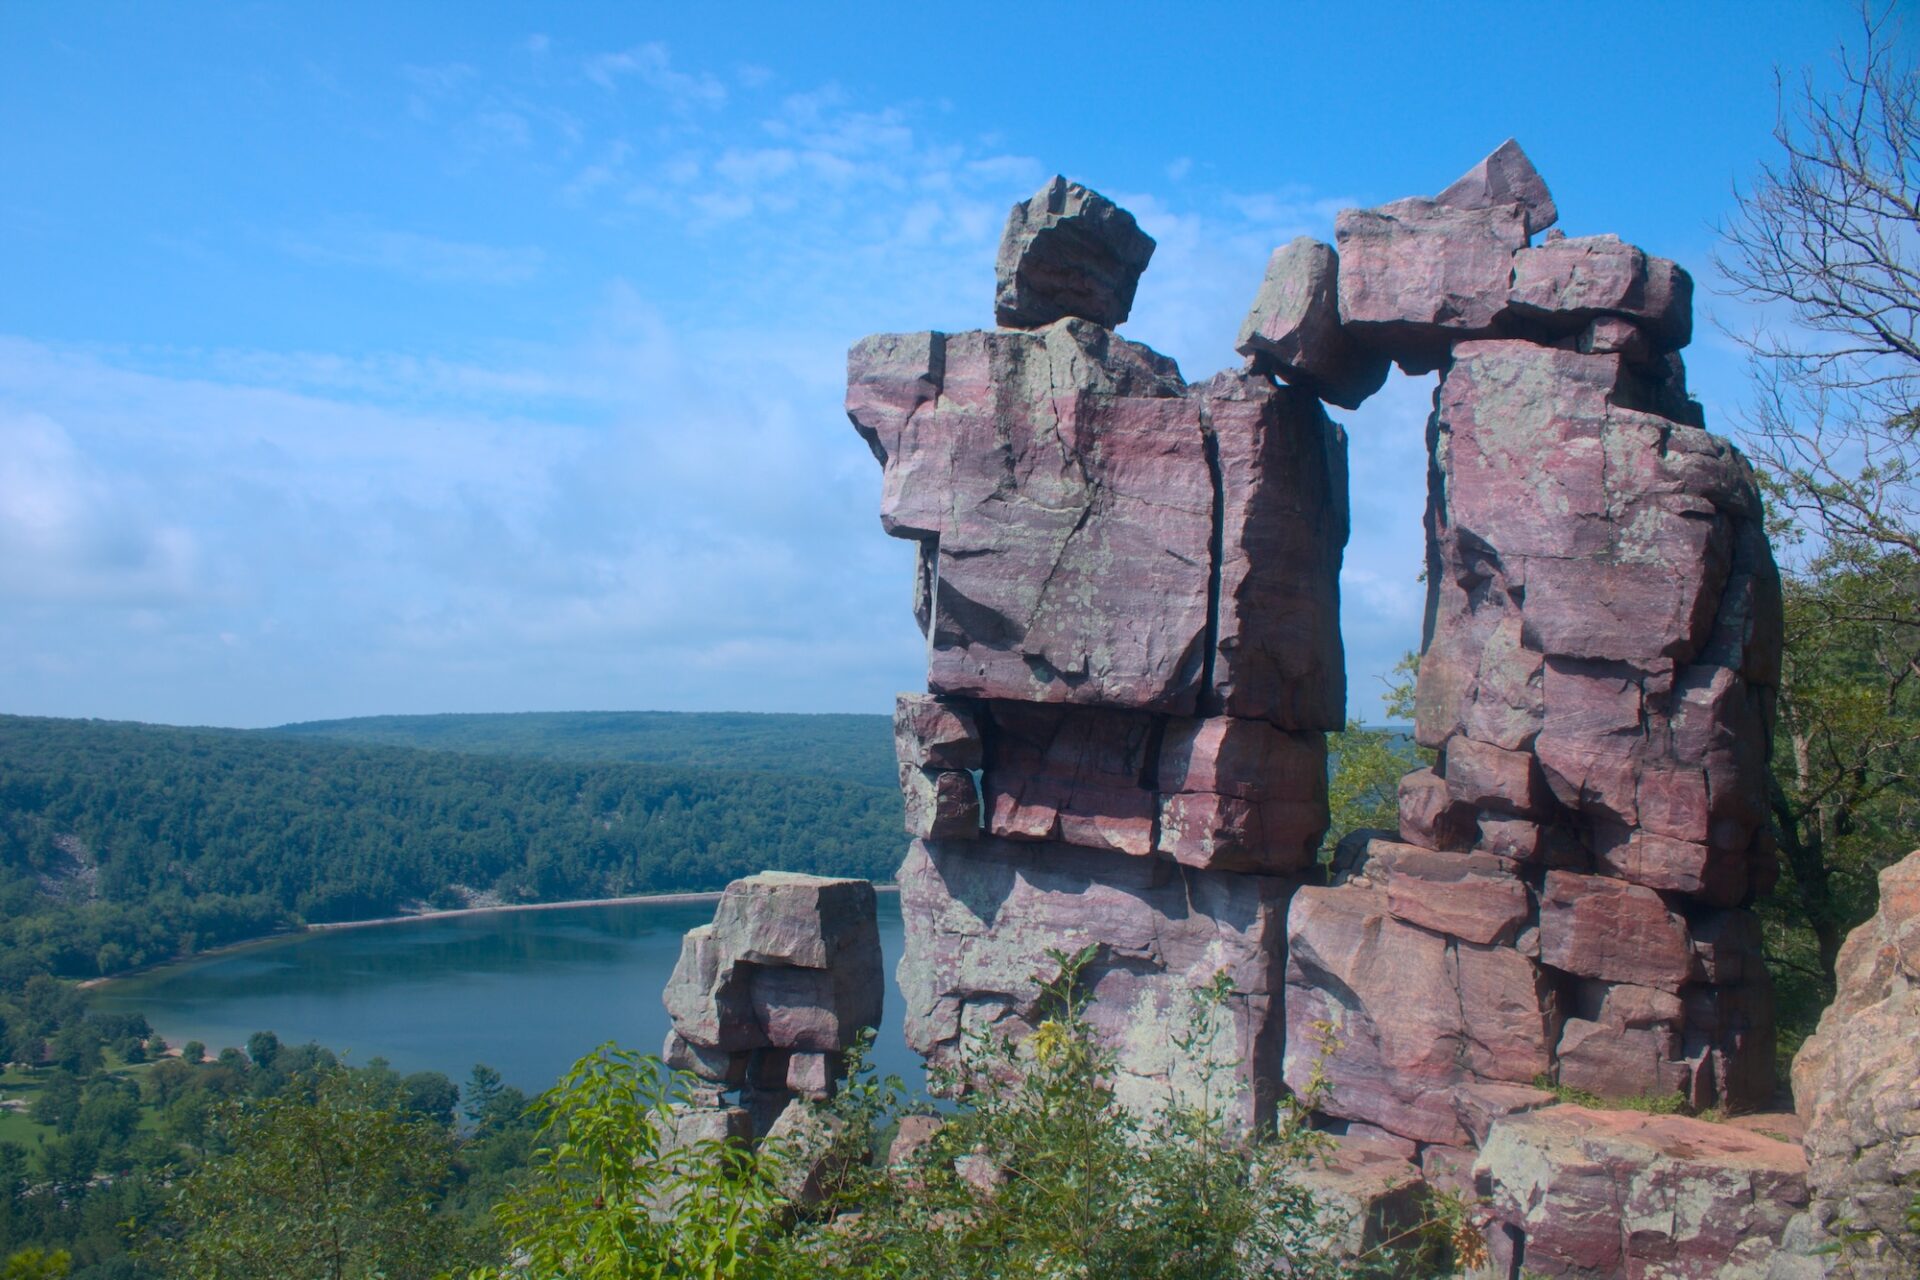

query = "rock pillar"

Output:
[[850, 177, 1347, 1128], [1277, 142, 1783, 1153]]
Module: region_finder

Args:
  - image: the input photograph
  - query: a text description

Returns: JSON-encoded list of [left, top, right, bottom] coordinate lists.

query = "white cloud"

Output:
[[584, 42, 727, 110], [0, 410, 199, 606]]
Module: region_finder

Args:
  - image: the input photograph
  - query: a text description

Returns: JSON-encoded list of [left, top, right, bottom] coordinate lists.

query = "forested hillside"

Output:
[[0, 715, 902, 988], [270, 710, 896, 787]]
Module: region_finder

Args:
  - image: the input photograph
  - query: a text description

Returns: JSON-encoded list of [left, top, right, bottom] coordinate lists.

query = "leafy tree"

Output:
[[462, 1065, 505, 1130], [1322, 653, 1426, 858], [245, 1032, 279, 1071], [467, 1045, 785, 1280], [2, 1248, 72, 1280], [1717, 8, 1920, 1002], [401, 1072, 460, 1128], [148, 1068, 474, 1280]]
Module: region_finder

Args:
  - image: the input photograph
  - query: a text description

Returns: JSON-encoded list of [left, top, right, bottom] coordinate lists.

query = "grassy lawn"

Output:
[[0, 1058, 164, 1148], [0, 1066, 57, 1146]]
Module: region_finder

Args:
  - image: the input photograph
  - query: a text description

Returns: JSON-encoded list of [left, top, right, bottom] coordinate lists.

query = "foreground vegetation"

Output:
[[135, 953, 1458, 1280], [0, 1010, 538, 1279]]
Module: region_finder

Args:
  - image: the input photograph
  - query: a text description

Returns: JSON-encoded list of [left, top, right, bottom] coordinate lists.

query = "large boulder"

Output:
[[1790, 851, 1920, 1274], [896, 836, 1294, 1130], [994, 175, 1155, 330], [1509, 234, 1692, 351], [1475, 1105, 1809, 1279], [1200, 370, 1349, 730], [1235, 237, 1390, 410], [1282, 882, 1557, 1147], [663, 873, 883, 1080], [1335, 197, 1528, 372]]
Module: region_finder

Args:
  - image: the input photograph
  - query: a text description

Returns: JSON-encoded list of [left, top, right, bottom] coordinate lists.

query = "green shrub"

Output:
[[469, 950, 1443, 1279]]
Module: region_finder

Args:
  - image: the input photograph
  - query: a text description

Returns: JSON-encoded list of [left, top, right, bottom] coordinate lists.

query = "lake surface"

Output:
[[90, 894, 921, 1095]]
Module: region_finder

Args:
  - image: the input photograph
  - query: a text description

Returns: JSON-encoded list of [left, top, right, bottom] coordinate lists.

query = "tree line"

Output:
[[0, 715, 902, 991]]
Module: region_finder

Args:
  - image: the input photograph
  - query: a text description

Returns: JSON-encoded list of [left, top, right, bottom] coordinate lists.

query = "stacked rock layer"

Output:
[[852, 178, 1347, 1126], [1284, 142, 1783, 1164], [849, 147, 1782, 1153]]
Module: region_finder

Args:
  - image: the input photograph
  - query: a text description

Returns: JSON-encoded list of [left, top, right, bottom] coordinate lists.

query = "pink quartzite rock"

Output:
[[1283, 884, 1557, 1146], [1434, 137, 1560, 237], [1553, 981, 1691, 1100], [1537, 870, 1693, 990], [1234, 237, 1390, 410], [1395, 767, 1476, 851], [1338, 837, 1532, 946], [994, 176, 1156, 330], [1509, 233, 1693, 351], [1335, 197, 1528, 372], [894, 693, 983, 771], [900, 764, 980, 840], [663, 874, 883, 1103], [1154, 716, 1327, 873], [1403, 314, 1781, 1109], [897, 836, 1293, 1130], [1790, 851, 1920, 1274], [1200, 370, 1349, 729], [1445, 734, 1547, 816], [980, 702, 1157, 856], [848, 321, 1212, 712], [1474, 1105, 1809, 1279], [1280, 1138, 1428, 1261]]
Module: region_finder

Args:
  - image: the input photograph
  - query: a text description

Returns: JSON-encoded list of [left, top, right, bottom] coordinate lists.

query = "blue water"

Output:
[[89, 894, 919, 1096]]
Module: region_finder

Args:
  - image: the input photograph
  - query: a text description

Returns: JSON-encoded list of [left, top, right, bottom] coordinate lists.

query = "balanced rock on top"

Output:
[[994, 175, 1156, 329]]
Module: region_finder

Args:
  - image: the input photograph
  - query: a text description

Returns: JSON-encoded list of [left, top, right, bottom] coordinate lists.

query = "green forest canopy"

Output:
[[0, 713, 901, 988], [269, 710, 898, 788]]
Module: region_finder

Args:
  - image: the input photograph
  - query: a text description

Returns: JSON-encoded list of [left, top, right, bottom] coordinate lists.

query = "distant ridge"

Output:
[[266, 709, 895, 789]]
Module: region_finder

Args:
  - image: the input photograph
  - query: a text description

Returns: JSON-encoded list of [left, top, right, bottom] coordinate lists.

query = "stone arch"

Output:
[[847, 145, 1783, 1144]]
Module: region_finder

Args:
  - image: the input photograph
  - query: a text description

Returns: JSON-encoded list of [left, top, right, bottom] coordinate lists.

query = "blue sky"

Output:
[[0, 1, 1879, 727]]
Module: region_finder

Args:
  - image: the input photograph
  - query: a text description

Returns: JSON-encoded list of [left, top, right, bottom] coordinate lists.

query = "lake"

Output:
[[90, 893, 922, 1096]]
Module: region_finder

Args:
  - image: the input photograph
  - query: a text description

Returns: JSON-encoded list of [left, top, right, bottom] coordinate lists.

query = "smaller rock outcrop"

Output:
[[1789, 850, 1920, 1275], [1235, 237, 1390, 409], [662, 872, 883, 1138], [1434, 136, 1560, 236], [1474, 1105, 1810, 1278], [994, 175, 1156, 329]]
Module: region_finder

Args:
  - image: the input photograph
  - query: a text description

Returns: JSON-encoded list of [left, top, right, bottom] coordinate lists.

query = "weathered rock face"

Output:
[[1474, 1105, 1810, 1279], [662, 872, 883, 1128], [896, 836, 1293, 1128], [1434, 137, 1560, 237], [1788, 850, 1920, 1274], [994, 175, 1156, 330], [1274, 141, 1782, 1152], [1284, 873, 1557, 1147]]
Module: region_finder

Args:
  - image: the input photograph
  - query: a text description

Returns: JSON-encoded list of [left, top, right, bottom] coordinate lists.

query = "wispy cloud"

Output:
[[274, 225, 546, 285], [0, 409, 199, 607], [584, 42, 727, 110]]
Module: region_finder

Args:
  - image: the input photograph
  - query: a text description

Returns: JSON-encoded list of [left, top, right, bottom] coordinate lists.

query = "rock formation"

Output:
[[1784, 850, 1920, 1274], [662, 872, 883, 1136], [847, 142, 1786, 1268], [1474, 1105, 1810, 1277], [1280, 141, 1782, 1149], [852, 173, 1347, 1128]]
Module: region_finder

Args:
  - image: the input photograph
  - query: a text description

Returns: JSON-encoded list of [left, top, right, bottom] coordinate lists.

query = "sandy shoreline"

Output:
[[78, 883, 900, 989]]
